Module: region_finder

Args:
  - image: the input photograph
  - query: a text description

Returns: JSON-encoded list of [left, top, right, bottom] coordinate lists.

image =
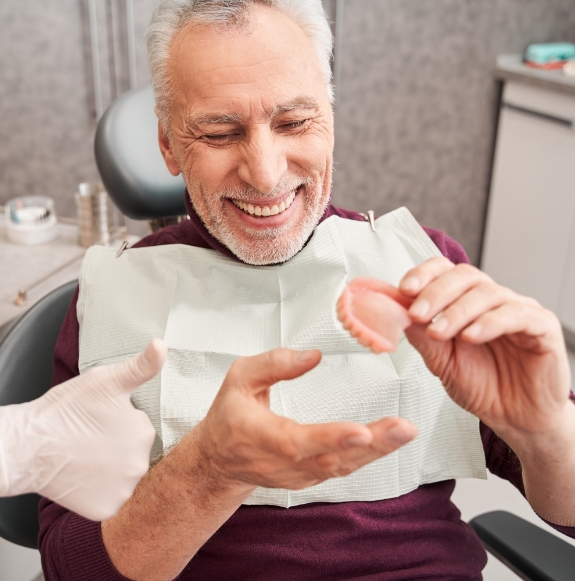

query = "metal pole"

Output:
[[126, 0, 137, 89], [14, 253, 85, 306], [333, 0, 345, 105], [88, 0, 104, 119], [105, 0, 118, 101]]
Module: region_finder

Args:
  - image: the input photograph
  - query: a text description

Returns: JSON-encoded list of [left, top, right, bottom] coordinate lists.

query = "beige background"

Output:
[[1, 1, 575, 263]]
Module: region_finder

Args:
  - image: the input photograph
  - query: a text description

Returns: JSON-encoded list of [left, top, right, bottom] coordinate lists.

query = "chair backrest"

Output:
[[0, 280, 78, 549], [94, 85, 186, 220]]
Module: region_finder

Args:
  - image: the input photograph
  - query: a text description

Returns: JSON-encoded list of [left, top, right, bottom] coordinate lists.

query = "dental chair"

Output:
[[94, 86, 575, 581], [94, 85, 186, 223], [0, 86, 573, 581], [0, 280, 78, 548], [469, 511, 575, 581]]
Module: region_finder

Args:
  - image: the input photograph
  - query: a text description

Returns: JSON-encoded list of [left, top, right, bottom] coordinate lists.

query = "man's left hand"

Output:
[[399, 257, 572, 441]]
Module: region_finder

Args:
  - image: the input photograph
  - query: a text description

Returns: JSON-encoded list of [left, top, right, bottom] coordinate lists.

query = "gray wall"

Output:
[[0, 0, 156, 219], [1, 0, 575, 263], [332, 0, 575, 263]]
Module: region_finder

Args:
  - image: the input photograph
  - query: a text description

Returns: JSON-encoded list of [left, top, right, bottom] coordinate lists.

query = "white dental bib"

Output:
[[78, 207, 486, 507]]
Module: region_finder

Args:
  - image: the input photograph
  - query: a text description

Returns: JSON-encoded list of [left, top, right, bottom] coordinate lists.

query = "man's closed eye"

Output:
[[203, 133, 241, 145]]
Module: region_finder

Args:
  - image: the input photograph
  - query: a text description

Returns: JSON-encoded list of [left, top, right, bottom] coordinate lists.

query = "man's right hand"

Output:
[[191, 348, 417, 493], [103, 348, 417, 581]]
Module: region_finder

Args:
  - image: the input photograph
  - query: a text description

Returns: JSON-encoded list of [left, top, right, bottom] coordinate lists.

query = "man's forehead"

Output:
[[169, 6, 327, 121], [189, 96, 320, 125]]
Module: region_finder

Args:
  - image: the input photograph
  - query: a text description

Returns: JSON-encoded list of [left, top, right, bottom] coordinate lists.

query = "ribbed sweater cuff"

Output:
[[59, 513, 131, 581], [542, 520, 575, 538]]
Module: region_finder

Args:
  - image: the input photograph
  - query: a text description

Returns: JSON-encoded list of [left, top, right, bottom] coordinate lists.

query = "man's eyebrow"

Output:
[[189, 113, 244, 126], [268, 97, 320, 116], [187, 97, 320, 127]]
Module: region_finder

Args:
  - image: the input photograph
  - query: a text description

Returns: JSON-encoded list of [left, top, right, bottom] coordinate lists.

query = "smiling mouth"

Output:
[[231, 190, 297, 217]]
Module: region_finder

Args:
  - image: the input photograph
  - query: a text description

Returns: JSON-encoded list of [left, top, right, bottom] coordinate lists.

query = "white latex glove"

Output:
[[0, 339, 166, 521]]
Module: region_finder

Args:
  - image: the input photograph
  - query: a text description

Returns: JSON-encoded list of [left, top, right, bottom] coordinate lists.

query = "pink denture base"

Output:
[[337, 277, 413, 354]]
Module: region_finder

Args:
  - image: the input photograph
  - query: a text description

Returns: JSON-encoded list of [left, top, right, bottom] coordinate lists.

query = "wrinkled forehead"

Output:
[[167, 6, 328, 121]]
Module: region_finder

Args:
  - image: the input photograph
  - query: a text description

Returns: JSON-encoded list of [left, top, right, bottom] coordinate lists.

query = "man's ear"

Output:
[[157, 118, 181, 177]]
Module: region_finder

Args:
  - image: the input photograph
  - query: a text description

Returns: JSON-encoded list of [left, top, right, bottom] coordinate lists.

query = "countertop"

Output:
[[496, 54, 575, 97], [0, 215, 139, 328]]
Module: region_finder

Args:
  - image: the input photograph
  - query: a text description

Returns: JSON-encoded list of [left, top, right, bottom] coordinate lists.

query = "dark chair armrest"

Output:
[[469, 510, 575, 581]]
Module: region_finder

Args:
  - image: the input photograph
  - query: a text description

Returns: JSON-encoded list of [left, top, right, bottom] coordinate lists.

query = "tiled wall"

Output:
[[332, 0, 575, 263], [1, 0, 575, 262]]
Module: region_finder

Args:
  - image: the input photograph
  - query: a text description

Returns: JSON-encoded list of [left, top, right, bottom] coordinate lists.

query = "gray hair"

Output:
[[146, 0, 334, 130]]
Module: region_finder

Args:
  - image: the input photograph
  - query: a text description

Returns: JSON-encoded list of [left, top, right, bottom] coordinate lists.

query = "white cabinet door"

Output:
[[481, 105, 575, 314], [559, 233, 575, 335]]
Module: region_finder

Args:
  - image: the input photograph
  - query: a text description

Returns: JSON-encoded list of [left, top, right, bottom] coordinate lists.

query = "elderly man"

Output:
[[40, 1, 575, 580]]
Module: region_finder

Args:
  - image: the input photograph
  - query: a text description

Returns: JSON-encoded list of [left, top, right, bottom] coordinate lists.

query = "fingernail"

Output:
[[409, 299, 430, 319], [401, 276, 420, 293], [465, 323, 481, 338], [387, 424, 415, 446], [430, 316, 448, 333], [343, 433, 372, 448], [296, 350, 316, 362], [147, 339, 166, 359]]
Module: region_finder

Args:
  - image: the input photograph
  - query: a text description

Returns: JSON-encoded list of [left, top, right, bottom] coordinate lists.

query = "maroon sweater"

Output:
[[39, 200, 575, 581]]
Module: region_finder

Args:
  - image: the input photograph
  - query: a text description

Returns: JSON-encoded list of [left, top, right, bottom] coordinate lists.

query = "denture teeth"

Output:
[[232, 189, 298, 217]]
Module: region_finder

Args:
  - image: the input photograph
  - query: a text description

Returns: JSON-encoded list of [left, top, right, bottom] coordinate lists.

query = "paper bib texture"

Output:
[[78, 208, 486, 507]]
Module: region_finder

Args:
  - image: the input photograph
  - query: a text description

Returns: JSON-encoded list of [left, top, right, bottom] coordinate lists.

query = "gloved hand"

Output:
[[0, 339, 166, 521]]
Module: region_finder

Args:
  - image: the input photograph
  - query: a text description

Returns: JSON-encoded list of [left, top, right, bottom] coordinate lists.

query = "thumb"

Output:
[[223, 348, 322, 397], [108, 339, 167, 395], [404, 323, 449, 378]]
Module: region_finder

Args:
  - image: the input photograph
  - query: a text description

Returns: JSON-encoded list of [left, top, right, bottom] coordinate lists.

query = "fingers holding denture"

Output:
[[338, 260, 556, 356], [337, 278, 413, 353]]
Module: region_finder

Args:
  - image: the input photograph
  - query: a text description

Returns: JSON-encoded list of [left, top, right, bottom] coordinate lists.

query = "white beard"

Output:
[[191, 176, 329, 265]]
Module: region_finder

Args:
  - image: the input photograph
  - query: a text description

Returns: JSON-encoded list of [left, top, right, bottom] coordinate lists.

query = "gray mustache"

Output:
[[219, 176, 313, 201]]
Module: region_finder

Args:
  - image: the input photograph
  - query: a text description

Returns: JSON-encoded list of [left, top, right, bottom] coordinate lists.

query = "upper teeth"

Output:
[[232, 191, 296, 216]]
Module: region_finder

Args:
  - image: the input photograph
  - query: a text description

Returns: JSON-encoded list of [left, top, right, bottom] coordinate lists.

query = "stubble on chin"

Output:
[[189, 177, 330, 266]]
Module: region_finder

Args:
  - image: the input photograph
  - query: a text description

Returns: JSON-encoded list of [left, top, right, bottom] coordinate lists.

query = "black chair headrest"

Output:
[[94, 86, 186, 220]]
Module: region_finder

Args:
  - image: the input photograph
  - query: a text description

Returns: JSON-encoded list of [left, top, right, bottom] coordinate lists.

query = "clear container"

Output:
[[5, 196, 58, 245], [75, 182, 115, 247]]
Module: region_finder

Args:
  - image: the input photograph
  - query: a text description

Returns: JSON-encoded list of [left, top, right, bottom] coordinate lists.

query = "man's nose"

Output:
[[237, 127, 288, 195]]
